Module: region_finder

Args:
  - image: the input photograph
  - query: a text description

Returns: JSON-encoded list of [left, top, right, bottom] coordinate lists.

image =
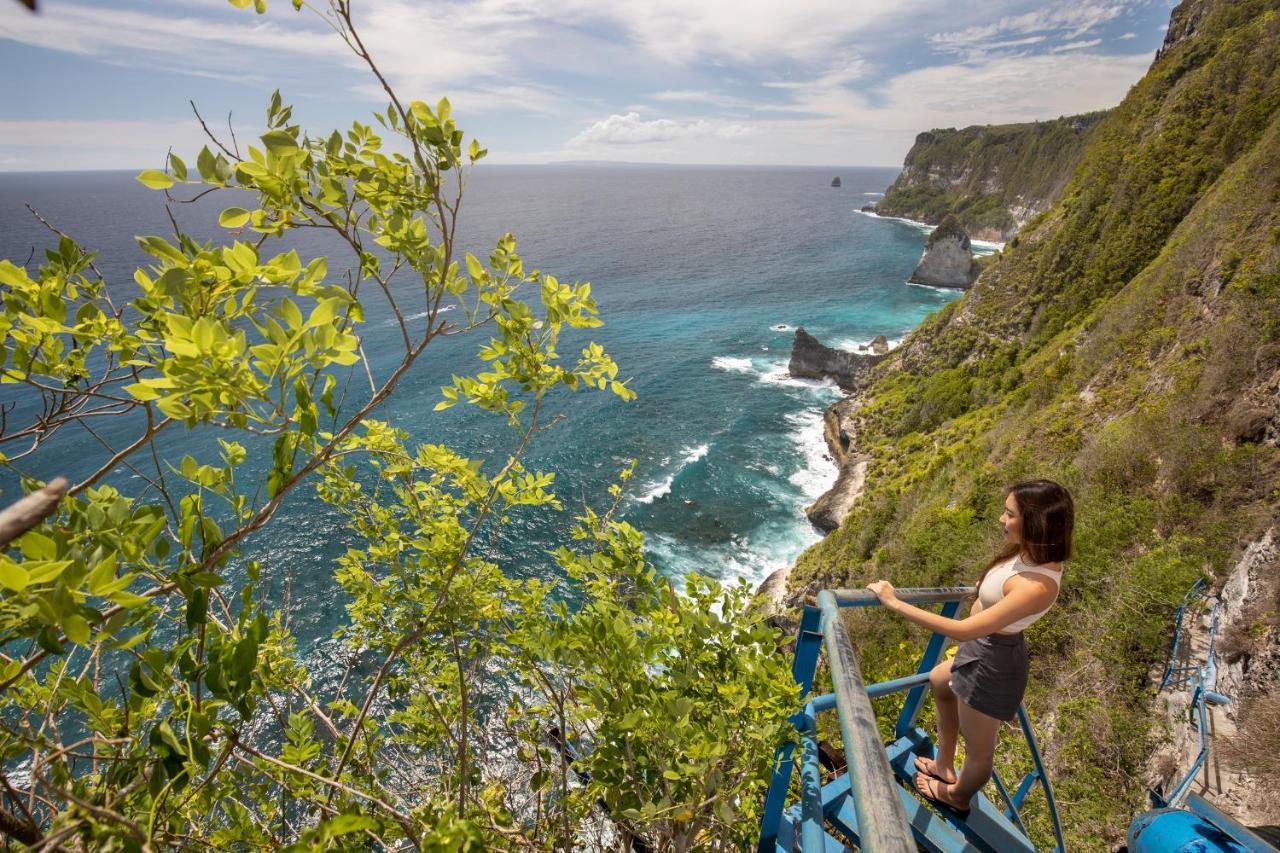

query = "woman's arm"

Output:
[[866, 576, 1056, 642]]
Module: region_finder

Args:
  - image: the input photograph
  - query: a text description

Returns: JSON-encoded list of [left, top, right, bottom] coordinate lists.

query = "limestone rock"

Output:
[[805, 456, 869, 533], [908, 215, 977, 289], [788, 328, 884, 392]]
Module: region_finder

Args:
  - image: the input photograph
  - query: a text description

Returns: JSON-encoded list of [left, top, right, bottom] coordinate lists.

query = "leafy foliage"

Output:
[[0, 1, 794, 849]]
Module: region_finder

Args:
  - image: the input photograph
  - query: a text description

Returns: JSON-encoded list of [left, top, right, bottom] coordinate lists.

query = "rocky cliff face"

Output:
[[908, 214, 979, 289], [787, 328, 884, 391], [873, 111, 1107, 241]]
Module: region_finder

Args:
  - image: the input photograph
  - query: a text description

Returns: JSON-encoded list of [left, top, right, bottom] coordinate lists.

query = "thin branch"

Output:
[[190, 101, 239, 161]]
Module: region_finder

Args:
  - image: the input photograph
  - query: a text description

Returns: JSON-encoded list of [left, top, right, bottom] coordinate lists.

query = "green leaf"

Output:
[[136, 169, 174, 190], [219, 207, 251, 228], [63, 614, 91, 645], [168, 152, 188, 182], [260, 130, 298, 154], [197, 146, 217, 181], [0, 559, 30, 592]]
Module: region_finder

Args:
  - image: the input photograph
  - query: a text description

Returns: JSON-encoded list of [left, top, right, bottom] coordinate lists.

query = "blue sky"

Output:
[[0, 0, 1176, 171]]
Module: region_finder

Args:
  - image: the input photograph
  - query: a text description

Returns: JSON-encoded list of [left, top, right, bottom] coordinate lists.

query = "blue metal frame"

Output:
[[759, 586, 1067, 853], [1151, 579, 1234, 810], [1158, 578, 1207, 692]]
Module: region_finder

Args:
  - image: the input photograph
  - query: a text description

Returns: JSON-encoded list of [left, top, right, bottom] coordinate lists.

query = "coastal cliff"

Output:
[[791, 0, 1280, 845], [872, 110, 1107, 241]]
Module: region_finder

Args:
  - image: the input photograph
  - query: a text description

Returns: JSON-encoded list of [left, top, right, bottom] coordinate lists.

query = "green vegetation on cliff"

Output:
[[796, 1, 1280, 848], [875, 111, 1108, 241]]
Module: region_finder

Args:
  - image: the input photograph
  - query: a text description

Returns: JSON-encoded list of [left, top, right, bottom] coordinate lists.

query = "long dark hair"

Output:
[[976, 479, 1074, 590]]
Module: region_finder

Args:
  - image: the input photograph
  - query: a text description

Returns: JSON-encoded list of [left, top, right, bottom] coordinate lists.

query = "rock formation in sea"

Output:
[[787, 328, 884, 391], [907, 214, 979, 289], [830, 176, 841, 188]]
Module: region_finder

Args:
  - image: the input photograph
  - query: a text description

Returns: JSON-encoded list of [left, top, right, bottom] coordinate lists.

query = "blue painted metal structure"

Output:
[[1124, 577, 1280, 851], [1129, 794, 1276, 852], [1151, 578, 1233, 809], [758, 586, 1066, 853]]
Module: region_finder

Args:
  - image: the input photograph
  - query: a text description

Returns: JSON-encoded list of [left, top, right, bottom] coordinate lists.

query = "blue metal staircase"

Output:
[[758, 586, 1065, 853]]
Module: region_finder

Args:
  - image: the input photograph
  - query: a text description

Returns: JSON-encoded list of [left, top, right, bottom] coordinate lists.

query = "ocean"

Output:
[[0, 165, 976, 658]]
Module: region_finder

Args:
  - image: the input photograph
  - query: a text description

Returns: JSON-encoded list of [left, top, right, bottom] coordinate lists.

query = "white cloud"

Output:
[[649, 89, 758, 110], [1052, 38, 1104, 52], [576, 48, 1155, 167], [542, 0, 942, 66], [1120, 31, 1138, 39], [0, 119, 211, 171], [567, 112, 754, 148], [930, 2, 1133, 58]]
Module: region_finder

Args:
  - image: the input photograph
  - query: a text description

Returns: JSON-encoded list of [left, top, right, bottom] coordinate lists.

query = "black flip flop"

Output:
[[913, 755, 958, 786], [915, 771, 971, 819]]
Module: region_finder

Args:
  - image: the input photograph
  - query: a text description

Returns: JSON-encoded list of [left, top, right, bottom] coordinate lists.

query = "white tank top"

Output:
[[978, 553, 1062, 634]]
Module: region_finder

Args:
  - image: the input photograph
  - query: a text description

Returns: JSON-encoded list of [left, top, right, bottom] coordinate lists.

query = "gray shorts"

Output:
[[948, 632, 1029, 721]]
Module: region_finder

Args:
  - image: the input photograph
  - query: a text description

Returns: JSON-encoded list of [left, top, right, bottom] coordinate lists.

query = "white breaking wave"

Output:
[[785, 409, 838, 500], [832, 335, 905, 354], [862, 191, 885, 196], [713, 354, 843, 399], [759, 361, 842, 398], [906, 280, 965, 294], [635, 443, 710, 504], [385, 305, 456, 326], [710, 355, 755, 374], [772, 323, 794, 333], [856, 209, 1005, 255]]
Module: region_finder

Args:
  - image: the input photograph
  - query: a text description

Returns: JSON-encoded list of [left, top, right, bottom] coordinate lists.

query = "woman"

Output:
[[866, 479, 1073, 816]]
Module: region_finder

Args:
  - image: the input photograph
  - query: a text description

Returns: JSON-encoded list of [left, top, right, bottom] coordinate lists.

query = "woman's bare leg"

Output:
[[950, 701, 1001, 806], [922, 659, 959, 780], [914, 698, 1001, 811]]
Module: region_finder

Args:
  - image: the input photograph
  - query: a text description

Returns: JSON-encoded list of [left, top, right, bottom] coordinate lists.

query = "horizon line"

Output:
[[0, 161, 905, 176]]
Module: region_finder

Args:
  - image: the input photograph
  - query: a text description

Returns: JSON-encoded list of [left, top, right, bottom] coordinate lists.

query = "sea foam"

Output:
[[635, 443, 710, 504]]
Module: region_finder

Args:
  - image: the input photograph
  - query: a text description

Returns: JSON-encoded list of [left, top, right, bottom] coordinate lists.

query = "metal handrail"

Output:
[[1157, 600, 1232, 808], [1158, 578, 1207, 692], [815, 590, 915, 851]]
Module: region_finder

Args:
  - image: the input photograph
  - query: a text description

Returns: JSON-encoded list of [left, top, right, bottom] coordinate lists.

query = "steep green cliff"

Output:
[[873, 111, 1108, 241], [797, 0, 1280, 847]]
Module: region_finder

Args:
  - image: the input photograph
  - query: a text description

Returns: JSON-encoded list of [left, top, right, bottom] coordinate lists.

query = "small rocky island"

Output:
[[907, 214, 980, 289], [788, 327, 884, 391], [830, 176, 841, 187]]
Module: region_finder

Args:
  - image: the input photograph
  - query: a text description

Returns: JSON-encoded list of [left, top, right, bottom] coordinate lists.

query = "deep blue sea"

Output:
[[0, 165, 982, 672]]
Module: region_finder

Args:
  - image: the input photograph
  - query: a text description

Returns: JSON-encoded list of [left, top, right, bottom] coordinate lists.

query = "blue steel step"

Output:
[[888, 730, 1036, 853], [783, 755, 978, 852], [774, 813, 850, 852]]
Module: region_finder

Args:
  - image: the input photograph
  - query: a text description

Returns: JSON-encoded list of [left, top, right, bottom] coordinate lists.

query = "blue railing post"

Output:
[[758, 604, 824, 852], [1016, 704, 1066, 853], [895, 599, 961, 739], [798, 706, 825, 851]]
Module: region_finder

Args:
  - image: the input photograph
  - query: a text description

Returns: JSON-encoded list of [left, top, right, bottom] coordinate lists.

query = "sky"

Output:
[[0, 0, 1177, 171]]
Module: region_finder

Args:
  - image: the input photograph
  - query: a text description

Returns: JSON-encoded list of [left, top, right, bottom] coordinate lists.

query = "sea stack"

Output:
[[830, 176, 842, 187], [907, 214, 980, 289], [788, 328, 884, 392]]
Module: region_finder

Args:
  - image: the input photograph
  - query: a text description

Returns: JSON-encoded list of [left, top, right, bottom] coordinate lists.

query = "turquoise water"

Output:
[[0, 165, 968, 666]]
